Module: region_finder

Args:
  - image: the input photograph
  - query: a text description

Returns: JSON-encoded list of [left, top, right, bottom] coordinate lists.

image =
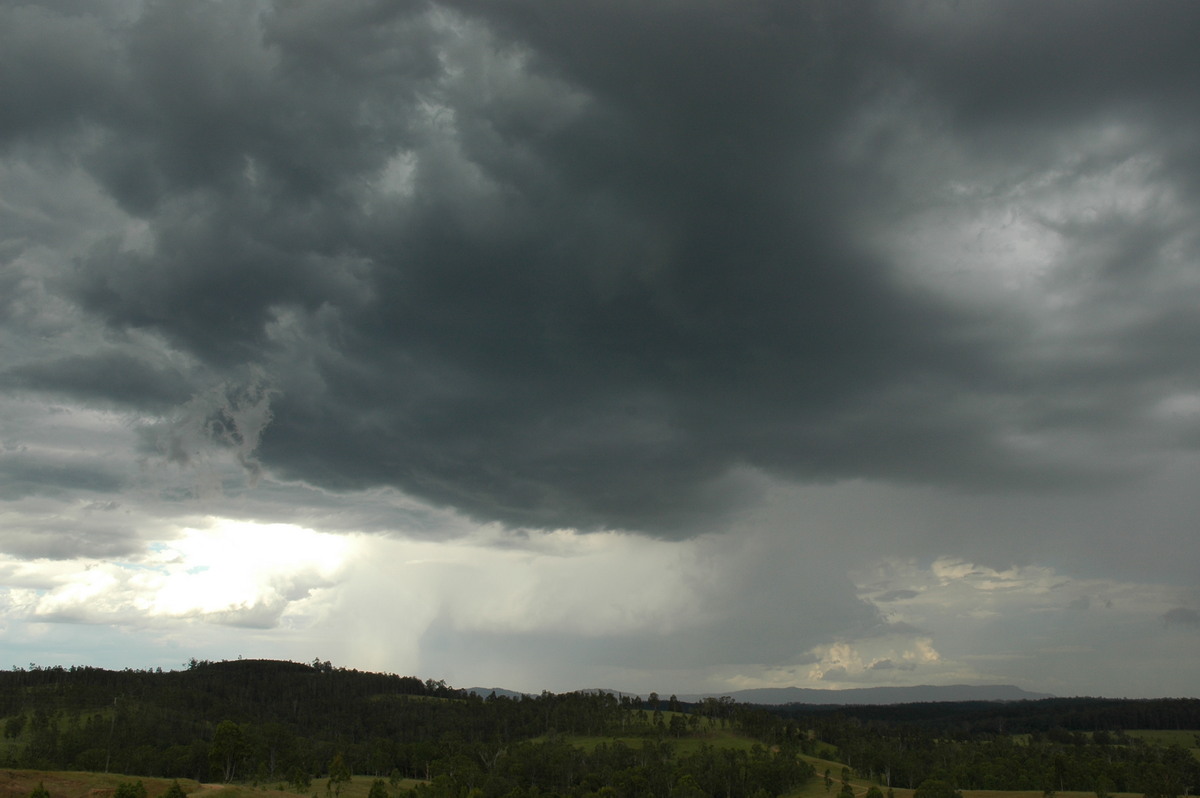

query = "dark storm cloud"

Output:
[[0, 2, 125, 145], [1, 350, 192, 410], [877, 2, 1200, 130], [0, 451, 126, 500], [8, 1, 1200, 535]]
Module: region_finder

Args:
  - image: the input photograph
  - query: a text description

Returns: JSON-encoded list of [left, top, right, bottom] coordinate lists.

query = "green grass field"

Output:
[[1124, 729, 1200, 748]]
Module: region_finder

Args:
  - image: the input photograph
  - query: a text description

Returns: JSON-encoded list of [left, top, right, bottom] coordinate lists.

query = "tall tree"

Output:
[[210, 721, 246, 783], [327, 752, 352, 798]]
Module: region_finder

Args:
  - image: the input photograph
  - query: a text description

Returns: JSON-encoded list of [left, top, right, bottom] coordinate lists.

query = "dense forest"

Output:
[[2, 660, 1197, 798]]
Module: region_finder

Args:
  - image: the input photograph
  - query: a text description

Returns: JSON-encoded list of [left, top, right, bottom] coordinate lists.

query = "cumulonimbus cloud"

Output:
[[4, 0, 1200, 540]]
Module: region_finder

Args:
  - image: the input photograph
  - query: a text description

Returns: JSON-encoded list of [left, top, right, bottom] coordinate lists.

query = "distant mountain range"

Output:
[[466, 684, 1053, 705], [680, 684, 1054, 705]]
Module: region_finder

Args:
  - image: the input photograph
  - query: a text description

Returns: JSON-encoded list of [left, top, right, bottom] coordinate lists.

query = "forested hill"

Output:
[[1, 658, 457, 728], [0, 659, 811, 793], [2, 659, 471, 778]]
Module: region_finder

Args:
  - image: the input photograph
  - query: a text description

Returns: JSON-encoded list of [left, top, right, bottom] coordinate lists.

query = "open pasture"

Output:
[[1124, 729, 1199, 751]]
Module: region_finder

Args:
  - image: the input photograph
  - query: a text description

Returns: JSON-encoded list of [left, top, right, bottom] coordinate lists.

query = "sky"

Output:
[[1, 0, 1199, 700]]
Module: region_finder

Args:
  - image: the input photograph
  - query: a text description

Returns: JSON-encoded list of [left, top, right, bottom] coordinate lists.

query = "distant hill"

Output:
[[678, 684, 1054, 705]]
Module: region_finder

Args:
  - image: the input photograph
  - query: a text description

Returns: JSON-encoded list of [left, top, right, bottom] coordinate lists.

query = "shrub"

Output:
[[114, 782, 147, 798], [914, 780, 962, 798]]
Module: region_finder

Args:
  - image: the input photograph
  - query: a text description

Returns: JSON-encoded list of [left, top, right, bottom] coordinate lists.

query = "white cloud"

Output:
[[0, 520, 350, 630], [804, 638, 943, 686]]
